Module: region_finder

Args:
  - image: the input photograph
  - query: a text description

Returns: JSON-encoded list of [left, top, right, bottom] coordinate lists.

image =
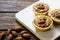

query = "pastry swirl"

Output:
[[32, 15, 53, 31], [49, 9, 60, 24], [33, 3, 49, 13], [51, 9, 60, 19]]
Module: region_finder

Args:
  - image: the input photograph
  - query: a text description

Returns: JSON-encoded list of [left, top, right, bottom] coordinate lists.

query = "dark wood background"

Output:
[[0, 0, 40, 40]]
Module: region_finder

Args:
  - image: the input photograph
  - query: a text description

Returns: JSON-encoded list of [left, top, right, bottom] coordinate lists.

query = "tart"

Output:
[[32, 15, 53, 31], [33, 3, 50, 16], [49, 9, 60, 24]]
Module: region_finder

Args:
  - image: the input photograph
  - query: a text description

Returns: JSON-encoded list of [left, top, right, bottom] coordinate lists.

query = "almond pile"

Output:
[[0, 26, 31, 40]]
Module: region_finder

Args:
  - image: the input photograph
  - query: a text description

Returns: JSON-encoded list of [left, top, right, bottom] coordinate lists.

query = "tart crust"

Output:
[[32, 15, 53, 31], [33, 3, 50, 16]]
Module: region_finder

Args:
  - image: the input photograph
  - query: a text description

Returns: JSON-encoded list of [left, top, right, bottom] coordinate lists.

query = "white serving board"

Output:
[[15, 0, 60, 40]]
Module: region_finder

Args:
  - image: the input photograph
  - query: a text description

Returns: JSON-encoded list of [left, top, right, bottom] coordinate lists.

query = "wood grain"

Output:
[[0, 0, 40, 40], [0, 0, 38, 12]]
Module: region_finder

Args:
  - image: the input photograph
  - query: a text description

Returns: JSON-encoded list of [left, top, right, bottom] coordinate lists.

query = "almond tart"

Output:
[[33, 3, 50, 16], [32, 15, 53, 31], [49, 9, 60, 24]]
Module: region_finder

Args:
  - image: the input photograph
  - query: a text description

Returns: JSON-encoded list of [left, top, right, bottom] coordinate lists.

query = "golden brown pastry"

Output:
[[33, 3, 50, 16], [32, 15, 53, 31], [49, 9, 60, 24]]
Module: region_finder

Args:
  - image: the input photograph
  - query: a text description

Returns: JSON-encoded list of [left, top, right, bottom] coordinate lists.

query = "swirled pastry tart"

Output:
[[33, 3, 50, 16], [49, 9, 60, 24], [32, 15, 53, 31]]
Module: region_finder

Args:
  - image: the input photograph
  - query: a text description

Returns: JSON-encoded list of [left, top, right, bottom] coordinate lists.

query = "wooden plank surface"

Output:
[[0, 0, 40, 40], [0, 0, 37, 12]]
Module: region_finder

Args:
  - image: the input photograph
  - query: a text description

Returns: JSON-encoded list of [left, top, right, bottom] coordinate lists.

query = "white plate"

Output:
[[15, 0, 60, 40]]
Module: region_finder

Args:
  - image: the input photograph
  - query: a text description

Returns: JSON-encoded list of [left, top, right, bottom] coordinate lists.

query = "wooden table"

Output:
[[0, 0, 40, 40]]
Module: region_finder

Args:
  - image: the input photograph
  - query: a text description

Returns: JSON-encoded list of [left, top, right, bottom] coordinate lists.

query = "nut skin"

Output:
[[15, 26, 23, 32], [15, 37, 24, 40], [8, 29, 11, 35], [20, 31, 27, 35], [22, 33, 30, 38], [0, 32, 5, 38], [12, 31, 18, 37], [8, 34, 13, 40]]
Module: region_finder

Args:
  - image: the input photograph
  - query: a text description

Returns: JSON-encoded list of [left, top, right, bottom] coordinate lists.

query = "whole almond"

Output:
[[20, 31, 27, 35], [15, 26, 23, 32], [8, 34, 13, 40], [22, 33, 30, 38], [15, 37, 23, 40], [8, 29, 11, 35], [0, 32, 5, 38], [12, 31, 18, 37]]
